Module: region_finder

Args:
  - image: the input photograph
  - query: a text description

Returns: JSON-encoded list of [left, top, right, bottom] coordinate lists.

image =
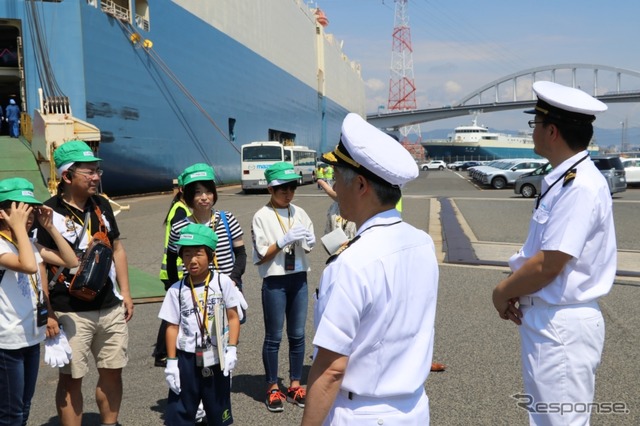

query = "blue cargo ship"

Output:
[[0, 0, 365, 194]]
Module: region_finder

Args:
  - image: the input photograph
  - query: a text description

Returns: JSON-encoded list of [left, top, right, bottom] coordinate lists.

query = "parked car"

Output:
[[621, 158, 640, 185], [514, 163, 552, 198], [447, 160, 465, 169], [420, 160, 447, 171], [592, 155, 626, 194], [477, 159, 547, 189], [455, 161, 481, 171]]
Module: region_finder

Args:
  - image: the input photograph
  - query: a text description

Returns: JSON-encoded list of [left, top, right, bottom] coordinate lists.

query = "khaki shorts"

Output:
[[55, 303, 129, 379]]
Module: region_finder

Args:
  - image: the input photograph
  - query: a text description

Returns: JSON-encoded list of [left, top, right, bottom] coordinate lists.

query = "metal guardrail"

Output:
[[101, 0, 131, 22]]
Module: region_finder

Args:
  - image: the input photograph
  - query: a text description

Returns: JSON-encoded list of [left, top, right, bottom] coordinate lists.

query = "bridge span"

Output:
[[367, 64, 640, 130]]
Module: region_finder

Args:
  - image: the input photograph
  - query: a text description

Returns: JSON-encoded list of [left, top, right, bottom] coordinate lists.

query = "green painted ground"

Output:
[[0, 136, 50, 201], [127, 267, 165, 299]]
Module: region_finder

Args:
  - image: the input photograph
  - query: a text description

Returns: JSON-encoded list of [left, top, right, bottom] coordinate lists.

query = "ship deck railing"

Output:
[[101, 0, 131, 22], [135, 15, 150, 32]]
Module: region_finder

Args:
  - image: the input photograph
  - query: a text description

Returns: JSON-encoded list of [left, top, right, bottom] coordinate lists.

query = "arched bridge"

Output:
[[367, 64, 640, 130]]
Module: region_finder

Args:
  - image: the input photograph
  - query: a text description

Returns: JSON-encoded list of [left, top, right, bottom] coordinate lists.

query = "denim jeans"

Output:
[[261, 272, 308, 384], [0, 344, 41, 426]]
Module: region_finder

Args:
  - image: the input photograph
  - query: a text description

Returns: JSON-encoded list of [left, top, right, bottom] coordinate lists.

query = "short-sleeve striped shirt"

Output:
[[168, 210, 243, 275]]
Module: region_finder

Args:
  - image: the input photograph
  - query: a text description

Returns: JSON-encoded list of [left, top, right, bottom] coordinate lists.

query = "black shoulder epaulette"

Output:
[[326, 235, 361, 265], [563, 168, 577, 187]]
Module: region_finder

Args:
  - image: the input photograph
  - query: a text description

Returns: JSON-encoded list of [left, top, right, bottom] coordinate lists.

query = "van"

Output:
[[592, 155, 626, 194]]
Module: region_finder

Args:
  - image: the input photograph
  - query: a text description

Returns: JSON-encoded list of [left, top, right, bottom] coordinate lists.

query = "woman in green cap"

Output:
[[0, 177, 78, 425], [251, 161, 315, 413]]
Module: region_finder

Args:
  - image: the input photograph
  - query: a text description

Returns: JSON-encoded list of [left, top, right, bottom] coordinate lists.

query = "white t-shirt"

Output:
[[0, 238, 45, 349], [251, 203, 314, 278], [158, 271, 241, 363]]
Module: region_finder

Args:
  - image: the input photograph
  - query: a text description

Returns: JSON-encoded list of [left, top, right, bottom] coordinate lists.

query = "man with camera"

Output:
[[34, 140, 133, 426]]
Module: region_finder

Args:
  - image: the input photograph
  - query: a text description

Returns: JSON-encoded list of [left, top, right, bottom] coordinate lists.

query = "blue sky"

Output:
[[317, 0, 640, 141]]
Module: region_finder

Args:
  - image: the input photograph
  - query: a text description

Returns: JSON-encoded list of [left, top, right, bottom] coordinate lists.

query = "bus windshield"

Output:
[[242, 146, 283, 162]]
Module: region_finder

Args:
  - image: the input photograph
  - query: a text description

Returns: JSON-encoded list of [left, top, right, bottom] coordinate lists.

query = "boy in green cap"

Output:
[[0, 177, 77, 425], [159, 223, 241, 425]]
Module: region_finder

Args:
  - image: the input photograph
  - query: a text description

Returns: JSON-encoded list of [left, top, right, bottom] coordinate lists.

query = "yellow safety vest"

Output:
[[159, 200, 190, 281]]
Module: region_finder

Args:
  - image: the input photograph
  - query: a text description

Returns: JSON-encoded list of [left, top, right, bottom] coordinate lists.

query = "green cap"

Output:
[[54, 140, 102, 169], [176, 223, 219, 251], [0, 177, 43, 205], [181, 163, 215, 187], [264, 162, 298, 186]]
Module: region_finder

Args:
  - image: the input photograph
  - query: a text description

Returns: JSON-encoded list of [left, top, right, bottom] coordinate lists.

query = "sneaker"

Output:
[[265, 389, 285, 412], [286, 386, 306, 408]]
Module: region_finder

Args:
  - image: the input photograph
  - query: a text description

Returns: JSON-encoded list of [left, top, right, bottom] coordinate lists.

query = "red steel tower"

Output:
[[387, 0, 422, 142]]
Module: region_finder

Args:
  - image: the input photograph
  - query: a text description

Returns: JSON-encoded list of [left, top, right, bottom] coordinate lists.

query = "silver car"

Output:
[[514, 163, 552, 198]]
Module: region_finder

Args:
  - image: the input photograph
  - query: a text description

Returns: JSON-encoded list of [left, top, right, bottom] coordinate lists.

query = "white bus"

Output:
[[241, 142, 318, 191], [241, 141, 285, 192], [284, 145, 317, 184]]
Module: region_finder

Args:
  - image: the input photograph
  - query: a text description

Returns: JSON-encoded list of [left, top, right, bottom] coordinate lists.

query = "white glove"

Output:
[[44, 327, 72, 368], [164, 358, 181, 395], [277, 225, 307, 249], [236, 288, 248, 322], [305, 230, 316, 248], [223, 346, 237, 377]]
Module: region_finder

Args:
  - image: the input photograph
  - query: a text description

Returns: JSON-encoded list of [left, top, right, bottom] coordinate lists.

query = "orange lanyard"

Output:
[[270, 202, 292, 234], [188, 272, 211, 335]]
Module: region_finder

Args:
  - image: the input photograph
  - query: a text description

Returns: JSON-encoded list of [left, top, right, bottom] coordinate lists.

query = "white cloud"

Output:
[[366, 78, 386, 92]]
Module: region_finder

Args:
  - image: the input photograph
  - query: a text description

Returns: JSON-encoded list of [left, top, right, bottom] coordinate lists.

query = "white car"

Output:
[[621, 158, 640, 185], [420, 160, 447, 171], [477, 159, 547, 189]]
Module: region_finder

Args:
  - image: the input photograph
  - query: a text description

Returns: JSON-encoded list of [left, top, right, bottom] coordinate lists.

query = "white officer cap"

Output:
[[525, 81, 607, 123], [321, 113, 418, 187]]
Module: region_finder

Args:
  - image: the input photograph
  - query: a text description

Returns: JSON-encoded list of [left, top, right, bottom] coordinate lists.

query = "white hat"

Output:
[[525, 81, 607, 123], [321, 113, 418, 187]]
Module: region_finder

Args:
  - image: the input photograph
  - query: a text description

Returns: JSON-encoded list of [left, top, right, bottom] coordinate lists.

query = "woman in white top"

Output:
[[251, 162, 315, 413]]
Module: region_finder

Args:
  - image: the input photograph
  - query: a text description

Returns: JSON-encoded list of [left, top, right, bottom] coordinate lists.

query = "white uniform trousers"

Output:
[[519, 297, 604, 426], [323, 387, 429, 425]]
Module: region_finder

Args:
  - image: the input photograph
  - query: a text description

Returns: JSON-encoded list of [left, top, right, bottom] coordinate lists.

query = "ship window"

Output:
[[135, 0, 150, 31], [101, 0, 131, 23]]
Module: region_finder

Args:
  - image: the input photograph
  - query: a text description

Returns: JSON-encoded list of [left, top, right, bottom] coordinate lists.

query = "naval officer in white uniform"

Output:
[[492, 81, 616, 426], [302, 113, 439, 425]]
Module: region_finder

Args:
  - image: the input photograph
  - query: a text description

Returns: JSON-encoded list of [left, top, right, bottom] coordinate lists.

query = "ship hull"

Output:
[[423, 140, 598, 161], [1, 0, 365, 194]]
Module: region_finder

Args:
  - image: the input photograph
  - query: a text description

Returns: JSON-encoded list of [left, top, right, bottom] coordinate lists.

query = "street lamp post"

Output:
[[620, 121, 625, 153]]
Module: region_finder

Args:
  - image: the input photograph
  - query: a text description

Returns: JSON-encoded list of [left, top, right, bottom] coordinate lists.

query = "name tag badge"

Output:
[[202, 345, 216, 367]]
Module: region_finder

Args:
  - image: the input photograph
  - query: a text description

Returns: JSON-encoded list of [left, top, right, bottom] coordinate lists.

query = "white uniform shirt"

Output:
[[313, 209, 439, 397], [158, 271, 241, 363], [0, 239, 45, 349], [251, 203, 314, 278], [509, 151, 616, 304]]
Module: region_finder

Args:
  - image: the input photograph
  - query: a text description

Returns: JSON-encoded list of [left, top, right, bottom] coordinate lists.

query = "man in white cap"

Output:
[[492, 81, 615, 425], [302, 113, 439, 425]]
